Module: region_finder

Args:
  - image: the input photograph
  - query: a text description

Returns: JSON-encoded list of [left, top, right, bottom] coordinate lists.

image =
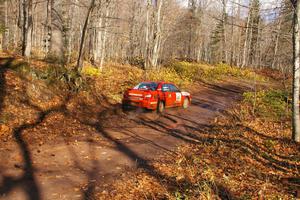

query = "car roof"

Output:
[[141, 81, 173, 85]]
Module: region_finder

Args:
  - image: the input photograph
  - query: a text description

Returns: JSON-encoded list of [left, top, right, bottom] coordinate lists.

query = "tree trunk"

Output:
[[222, 0, 227, 63], [271, 18, 282, 69], [3, 0, 8, 50], [76, 0, 96, 72], [49, 0, 64, 62], [20, 0, 32, 57], [292, 0, 300, 142], [43, 0, 52, 54], [196, 4, 203, 62], [144, 0, 151, 69], [24, 18, 32, 57], [230, 2, 235, 66], [188, 0, 195, 59], [151, 0, 163, 68], [241, 5, 251, 68], [0, 34, 2, 51], [94, 15, 103, 63], [236, 0, 241, 67], [21, 0, 27, 56], [67, 0, 77, 63], [255, 19, 262, 68], [24, 0, 33, 57], [99, 4, 110, 70]]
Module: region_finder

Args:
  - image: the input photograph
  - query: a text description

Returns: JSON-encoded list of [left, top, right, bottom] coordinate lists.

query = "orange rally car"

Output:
[[122, 81, 192, 113]]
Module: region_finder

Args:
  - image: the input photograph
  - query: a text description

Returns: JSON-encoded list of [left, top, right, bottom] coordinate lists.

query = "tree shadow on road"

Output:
[[0, 58, 42, 200], [133, 111, 300, 196], [0, 57, 294, 199]]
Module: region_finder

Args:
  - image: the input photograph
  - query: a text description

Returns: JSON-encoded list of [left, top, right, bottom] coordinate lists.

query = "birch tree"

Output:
[[291, 0, 300, 142], [144, 0, 165, 69], [240, 0, 260, 68], [151, 0, 164, 68], [99, 1, 111, 70], [20, 0, 33, 57]]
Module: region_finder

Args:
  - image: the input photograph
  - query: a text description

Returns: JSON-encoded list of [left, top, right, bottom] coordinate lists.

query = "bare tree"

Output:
[[77, 0, 96, 72], [0, 0, 293, 80]]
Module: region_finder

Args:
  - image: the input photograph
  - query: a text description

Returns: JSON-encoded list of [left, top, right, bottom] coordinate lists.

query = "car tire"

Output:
[[183, 98, 189, 109], [157, 101, 165, 113], [122, 104, 129, 112]]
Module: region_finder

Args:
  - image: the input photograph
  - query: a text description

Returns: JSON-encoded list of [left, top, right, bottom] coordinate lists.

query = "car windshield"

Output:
[[134, 82, 158, 91]]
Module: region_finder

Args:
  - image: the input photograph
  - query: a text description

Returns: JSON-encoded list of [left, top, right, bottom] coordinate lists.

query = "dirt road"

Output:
[[0, 79, 250, 200]]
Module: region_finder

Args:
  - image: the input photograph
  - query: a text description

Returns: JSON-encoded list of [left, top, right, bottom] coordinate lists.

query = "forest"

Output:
[[0, 0, 299, 199], [0, 0, 293, 69]]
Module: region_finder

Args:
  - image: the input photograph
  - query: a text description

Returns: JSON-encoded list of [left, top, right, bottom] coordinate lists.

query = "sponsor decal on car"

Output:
[[176, 92, 182, 102], [129, 93, 143, 97], [129, 97, 143, 100], [181, 91, 190, 96]]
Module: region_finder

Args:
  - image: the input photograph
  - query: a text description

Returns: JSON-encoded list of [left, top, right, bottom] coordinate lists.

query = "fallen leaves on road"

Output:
[[98, 105, 299, 200]]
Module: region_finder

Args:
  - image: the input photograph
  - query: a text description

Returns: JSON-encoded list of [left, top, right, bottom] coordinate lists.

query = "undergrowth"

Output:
[[7, 58, 83, 91], [243, 89, 291, 121], [83, 61, 267, 103], [6, 56, 267, 104], [168, 61, 266, 83]]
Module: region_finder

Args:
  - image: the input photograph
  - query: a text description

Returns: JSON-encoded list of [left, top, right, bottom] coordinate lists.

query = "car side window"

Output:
[[169, 84, 180, 92], [162, 84, 170, 92]]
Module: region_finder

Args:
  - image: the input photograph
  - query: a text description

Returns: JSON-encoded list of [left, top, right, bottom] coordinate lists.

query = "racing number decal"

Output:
[[176, 92, 181, 102]]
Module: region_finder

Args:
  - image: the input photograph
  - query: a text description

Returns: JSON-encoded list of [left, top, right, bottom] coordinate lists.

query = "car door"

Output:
[[169, 84, 182, 107], [162, 84, 175, 107]]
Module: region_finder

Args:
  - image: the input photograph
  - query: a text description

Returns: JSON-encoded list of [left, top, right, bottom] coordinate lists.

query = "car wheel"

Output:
[[122, 104, 129, 112], [157, 101, 165, 113], [183, 98, 189, 109], [122, 105, 126, 112]]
